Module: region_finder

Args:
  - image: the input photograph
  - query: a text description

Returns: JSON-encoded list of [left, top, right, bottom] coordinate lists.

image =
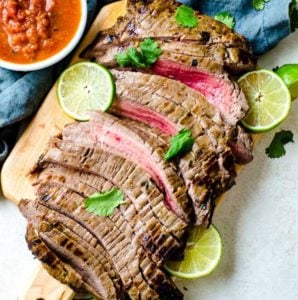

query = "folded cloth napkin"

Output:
[[0, 0, 295, 166]]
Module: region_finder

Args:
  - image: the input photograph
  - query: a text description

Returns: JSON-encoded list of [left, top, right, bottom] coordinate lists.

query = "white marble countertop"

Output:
[[1, 31, 298, 300]]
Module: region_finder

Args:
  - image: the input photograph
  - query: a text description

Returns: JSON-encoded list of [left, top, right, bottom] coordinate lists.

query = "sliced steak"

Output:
[[84, 39, 255, 75], [60, 111, 193, 223], [21, 201, 120, 300], [109, 70, 251, 224], [36, 158, 187, 262], [151, 59, 248, 125], [38, 140, 188, 240], [81, 0, 255, 74], [119, 116, 235, 226], [228, 126, 254, 164], [35, 183, 183, 299], [111, 69, 252, 163], [25, 222, 96, 297]]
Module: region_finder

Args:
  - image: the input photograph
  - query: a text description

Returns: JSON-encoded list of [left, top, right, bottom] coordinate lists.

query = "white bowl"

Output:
[[0, 0, 87, 72]]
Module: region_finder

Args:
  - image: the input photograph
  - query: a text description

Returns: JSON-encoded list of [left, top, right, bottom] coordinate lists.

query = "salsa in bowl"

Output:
[[0, 0, 87, 71]]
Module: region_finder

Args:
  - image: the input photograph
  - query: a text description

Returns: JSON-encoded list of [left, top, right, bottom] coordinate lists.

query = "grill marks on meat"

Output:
[[36, 158, 187, 261], [22, 181, 183, 299], [25, 222, 98, 297], [61, 111, 193, 223], [81, 0, 255, 74], [83, 39, 255, 74], [21, 200, 122, 300]]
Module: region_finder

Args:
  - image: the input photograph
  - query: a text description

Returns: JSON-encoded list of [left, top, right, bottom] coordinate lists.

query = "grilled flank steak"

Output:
[[19, 0, 256, 299]]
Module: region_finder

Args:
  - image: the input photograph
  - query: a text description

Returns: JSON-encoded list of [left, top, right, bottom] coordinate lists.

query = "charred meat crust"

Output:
[[81, 0, 256, 73]]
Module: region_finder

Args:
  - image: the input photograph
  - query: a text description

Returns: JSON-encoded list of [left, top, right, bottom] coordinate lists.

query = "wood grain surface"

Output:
[[1, 2, 127, 299], [1, 0, 127, 204]]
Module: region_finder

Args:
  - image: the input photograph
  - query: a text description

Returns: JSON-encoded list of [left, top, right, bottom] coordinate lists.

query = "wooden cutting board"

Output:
[[1, 1, 257, 299], [1, 1, 127, 299]]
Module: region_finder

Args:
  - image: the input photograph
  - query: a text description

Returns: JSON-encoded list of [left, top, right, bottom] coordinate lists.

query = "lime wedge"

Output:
[[238, 70, 291, 133], [275, 64, 298, 100], [164, 224, 222, 279], [57, 62, 115, 121]]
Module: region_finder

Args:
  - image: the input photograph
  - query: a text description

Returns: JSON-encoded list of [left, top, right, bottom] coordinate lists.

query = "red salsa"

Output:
[[0, 0, 82, 63]]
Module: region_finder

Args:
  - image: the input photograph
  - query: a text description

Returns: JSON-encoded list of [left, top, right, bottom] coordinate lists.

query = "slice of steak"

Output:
[[81, 0, 255, 74], [36, 159, 186, 263], [151, 59, 248, 125], [60, 111, 193, 223], [111, 69, 252, 164], [110, 70, 252, 224], [25, 222, 96, 297], [118, 116, 234, 226], [228, 126, 254, 164], [83, 38, 255, 75], [35, 183, 183, 299], [40, 139, 188, 245], [21, 201, 120, 300]]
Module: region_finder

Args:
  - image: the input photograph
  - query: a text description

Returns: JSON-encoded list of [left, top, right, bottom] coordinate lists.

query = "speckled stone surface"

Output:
[[1, 31, 298, 300]]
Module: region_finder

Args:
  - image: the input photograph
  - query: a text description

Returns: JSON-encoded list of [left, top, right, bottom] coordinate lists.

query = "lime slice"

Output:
[[164, 224, 222, 279], [238, 70, 291, 132], [275, 64, 298, 100], [57, 62, 115, 121]]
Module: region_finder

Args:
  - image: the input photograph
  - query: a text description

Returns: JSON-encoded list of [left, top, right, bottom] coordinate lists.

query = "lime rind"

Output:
[[164, 224, 222, 279], [239, 70, 291, 133], [276, 64, 298, 99], [57, 62, 115, 121]]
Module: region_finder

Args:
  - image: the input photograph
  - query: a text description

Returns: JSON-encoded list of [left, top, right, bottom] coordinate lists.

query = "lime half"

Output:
[[164, 224, 222, 279], [276, 64, 298, 100], [239, 70, 291, 132], [57, 62, 115, 121]]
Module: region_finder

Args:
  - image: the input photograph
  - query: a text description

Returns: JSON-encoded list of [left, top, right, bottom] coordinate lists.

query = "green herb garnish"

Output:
[[115, 38, 162, 68], [140, 38, 162, 65], [252, 0, 271, 11], [214, 12, 235, 29], [165, 129, 194, 161], [175, 5, 198, 28], [84, 188, 125, 217], [265, 130, 294, 159]]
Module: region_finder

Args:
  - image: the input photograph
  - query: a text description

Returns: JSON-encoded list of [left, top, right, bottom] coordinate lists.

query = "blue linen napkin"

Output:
[[0, 0, 294, 165]]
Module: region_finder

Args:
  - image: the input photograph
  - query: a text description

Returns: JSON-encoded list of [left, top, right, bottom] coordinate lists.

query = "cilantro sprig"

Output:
[[84, 188, 125, 217], [165, 129, 194, 161], [253, 0, 271, 11], [115, 38, 162, 68], [175, 5, 198, 28], [265, 130, 294, 159], [214, 12, 235, 29]]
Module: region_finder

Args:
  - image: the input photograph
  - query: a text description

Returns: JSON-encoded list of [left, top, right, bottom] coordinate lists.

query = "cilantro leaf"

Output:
[[84, 188, 125, 217], [214, 12, 235, 29], [165, 129, 194, 161], [140, 38, 162, 65], [126, 47, 146, 68], [115, 51, 133, 68], [252, 0, 271, 11], [115, 47, 145, 68], [115, 38, 162, 68], [175, 5, 198, 28], [265, 130, 294, 159]]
